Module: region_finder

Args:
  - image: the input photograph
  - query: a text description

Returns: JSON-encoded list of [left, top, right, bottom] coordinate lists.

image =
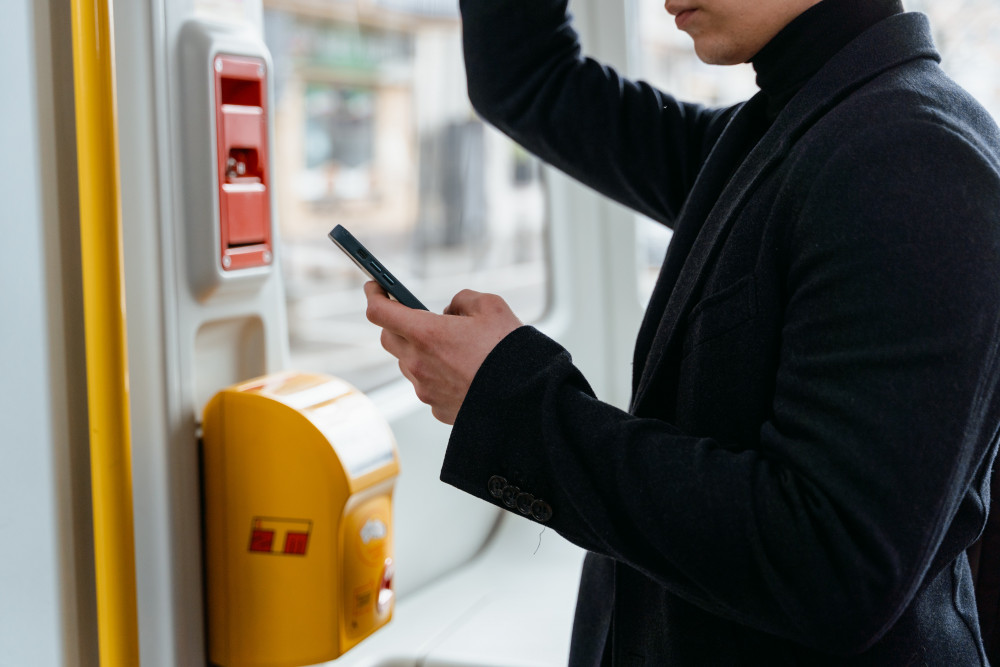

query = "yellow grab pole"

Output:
[[69, 0, 141, 664]]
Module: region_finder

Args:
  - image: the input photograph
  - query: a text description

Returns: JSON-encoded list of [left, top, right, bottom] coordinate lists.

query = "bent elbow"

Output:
[[465, 86, 493, 123], [466, 82, 510, 130]]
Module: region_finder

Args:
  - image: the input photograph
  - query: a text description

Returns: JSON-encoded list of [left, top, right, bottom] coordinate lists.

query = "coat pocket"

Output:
[[682, 273, 757, 358]]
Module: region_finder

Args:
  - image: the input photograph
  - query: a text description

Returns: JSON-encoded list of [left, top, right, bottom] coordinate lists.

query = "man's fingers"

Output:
[[444, 288, 484, 316], [380, 327, 409, 358], [364, 281, 430, 334], [396, 358, 418, 389], [365, 282, 520, 426]]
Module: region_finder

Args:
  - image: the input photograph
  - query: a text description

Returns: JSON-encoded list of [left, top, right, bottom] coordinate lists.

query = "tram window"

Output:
[[628, 0, 1000, 303], [905, 0, 1000, 119], [264, 3, 550, 391]]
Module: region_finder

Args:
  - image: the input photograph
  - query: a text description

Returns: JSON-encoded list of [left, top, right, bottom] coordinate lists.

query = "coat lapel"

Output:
[[629, 12, 939, 416], [629, 94, 765, 401]]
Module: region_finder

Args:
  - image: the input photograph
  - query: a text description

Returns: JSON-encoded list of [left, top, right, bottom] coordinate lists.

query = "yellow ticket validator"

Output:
[[202, 372, 399, 667]]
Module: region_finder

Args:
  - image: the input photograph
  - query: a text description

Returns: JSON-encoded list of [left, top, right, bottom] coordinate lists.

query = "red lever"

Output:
[[214, 54, 272, 271]]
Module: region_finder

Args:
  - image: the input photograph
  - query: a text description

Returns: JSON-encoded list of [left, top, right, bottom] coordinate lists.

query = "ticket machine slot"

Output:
[[214, 54, 271, 270]]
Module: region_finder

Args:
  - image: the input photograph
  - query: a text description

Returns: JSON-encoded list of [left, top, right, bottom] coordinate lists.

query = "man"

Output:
[[365, 0, 1000, 663]]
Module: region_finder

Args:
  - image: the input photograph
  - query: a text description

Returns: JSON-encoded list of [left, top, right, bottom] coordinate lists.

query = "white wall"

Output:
[[0, 0, 98, 664]]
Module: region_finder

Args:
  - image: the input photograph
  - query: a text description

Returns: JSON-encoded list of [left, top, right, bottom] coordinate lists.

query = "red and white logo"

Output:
[[248, 517, 312, 556]]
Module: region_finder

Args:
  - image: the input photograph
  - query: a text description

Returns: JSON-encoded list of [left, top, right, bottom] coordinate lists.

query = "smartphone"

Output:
[[328, 224, 428, 310]]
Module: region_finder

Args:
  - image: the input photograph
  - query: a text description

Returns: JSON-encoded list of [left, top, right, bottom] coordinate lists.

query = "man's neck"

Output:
[[751, 0, 904, 120]]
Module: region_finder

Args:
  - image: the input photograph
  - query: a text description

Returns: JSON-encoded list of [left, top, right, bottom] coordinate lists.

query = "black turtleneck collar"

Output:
[[751, 0, 903, 121]]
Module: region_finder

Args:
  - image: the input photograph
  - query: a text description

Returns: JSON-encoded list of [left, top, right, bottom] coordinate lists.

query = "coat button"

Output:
[[515, 492, 535, 515], [488, 475, 507, 499], [530, 499, 553, 523], [502, 485, 520, 508]]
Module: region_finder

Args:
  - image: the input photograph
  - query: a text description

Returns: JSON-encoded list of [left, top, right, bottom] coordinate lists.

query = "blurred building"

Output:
[[262, 0, 549, 388]]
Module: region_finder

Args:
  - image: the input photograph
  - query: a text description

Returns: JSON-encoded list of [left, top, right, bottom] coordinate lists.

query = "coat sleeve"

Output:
[[460, 0, 734, 226], [440, 119, 1000, 653]]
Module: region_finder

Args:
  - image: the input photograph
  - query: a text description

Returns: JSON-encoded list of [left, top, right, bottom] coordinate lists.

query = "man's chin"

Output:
[[692, 39, 752, 66]]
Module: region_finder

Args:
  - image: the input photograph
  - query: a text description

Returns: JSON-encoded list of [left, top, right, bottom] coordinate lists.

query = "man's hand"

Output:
[[364, 282, 522, 424]]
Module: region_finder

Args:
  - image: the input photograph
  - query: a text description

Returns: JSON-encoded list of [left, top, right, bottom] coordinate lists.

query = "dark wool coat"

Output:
[[440, 0, 1000, 663]]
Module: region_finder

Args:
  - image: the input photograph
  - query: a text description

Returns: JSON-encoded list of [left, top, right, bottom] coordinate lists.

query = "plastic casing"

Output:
[[178, 20, 277, 302], [202, 372, 399, 666]]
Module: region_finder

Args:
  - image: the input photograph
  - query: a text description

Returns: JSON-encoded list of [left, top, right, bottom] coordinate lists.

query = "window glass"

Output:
[[906, 0, 1000, 119], [264, 2, 549, 390], [629, 0, 1000, 301]]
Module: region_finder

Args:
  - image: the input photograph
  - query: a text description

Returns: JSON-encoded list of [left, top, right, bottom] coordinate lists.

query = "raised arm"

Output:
[[460, 0, 735, 226]]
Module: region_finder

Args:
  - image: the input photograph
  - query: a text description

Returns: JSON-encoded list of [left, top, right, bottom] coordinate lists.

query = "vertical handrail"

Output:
[[69, 0, 141, 664]]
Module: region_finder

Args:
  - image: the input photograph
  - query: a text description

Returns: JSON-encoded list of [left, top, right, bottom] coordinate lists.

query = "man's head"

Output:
[[666, 0, 824, 65]]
